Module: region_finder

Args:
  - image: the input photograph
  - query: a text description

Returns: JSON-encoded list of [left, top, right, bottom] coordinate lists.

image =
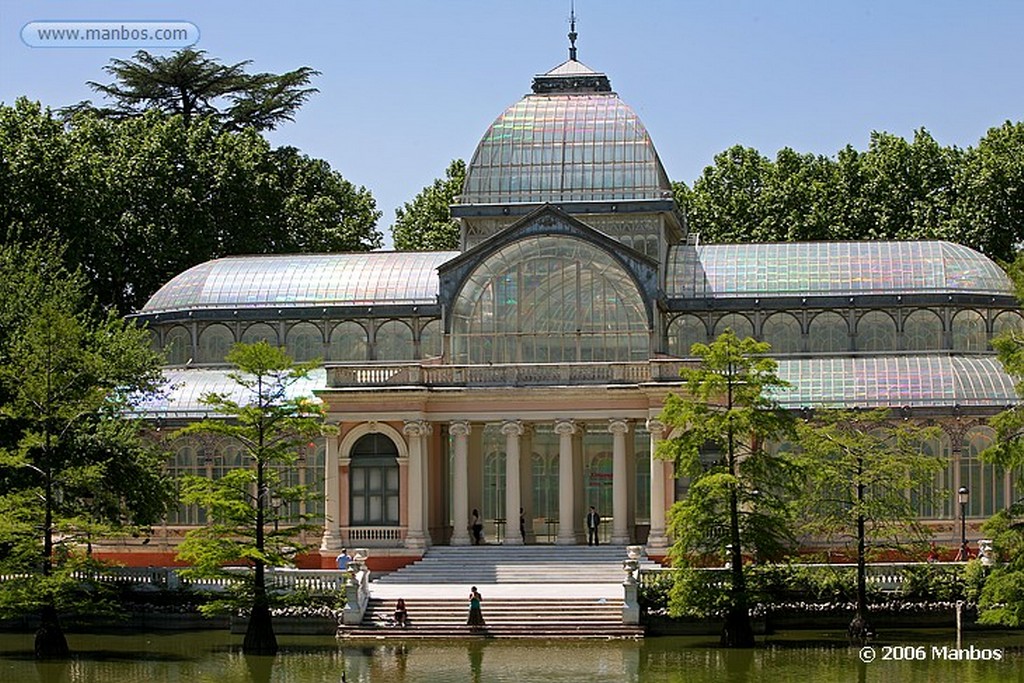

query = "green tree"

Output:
[[793, 409, 943, 640], [657, 331, 796, 647], [0, 100, 382, 312], [392, 159, 465, 250], [0, 243, 171, 660], [950, 121, 1024, 262], [82, 49, 319, 131], [977, 318, 1024, 626], [174, 341, 328, 656]]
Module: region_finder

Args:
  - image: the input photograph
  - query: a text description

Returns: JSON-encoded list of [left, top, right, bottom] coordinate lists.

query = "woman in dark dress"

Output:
[[467, 586, 484, 628]]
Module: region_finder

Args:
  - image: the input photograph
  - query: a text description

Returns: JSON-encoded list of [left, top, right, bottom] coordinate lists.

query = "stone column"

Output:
[[403, 420, 429, 549], [646, 419, 669, 548], [555, 420, 577, 545], [320, 432, 341, 551], [450, 420, 471, 546], [609, 419, 630, 544], [501, 420, 524, 545]]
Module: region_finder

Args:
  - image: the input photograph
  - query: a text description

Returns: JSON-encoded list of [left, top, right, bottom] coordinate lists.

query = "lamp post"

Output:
[[958, 486, 969, 561]]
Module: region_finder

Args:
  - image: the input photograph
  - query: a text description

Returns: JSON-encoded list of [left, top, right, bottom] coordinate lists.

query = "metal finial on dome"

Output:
[[568, 1, 578, 61]]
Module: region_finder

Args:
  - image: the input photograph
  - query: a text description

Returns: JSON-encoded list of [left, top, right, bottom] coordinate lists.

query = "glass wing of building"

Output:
[[142, 252, 458, 313], [667, 241, 1014, 298]]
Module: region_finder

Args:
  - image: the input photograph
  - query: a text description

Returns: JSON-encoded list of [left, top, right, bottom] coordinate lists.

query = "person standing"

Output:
[[471, 509, 484, 545], [519, 507, 526, 544], [467, 586, 485, 629], [336, 548, 352, 571], [586, 506, 601, 546]]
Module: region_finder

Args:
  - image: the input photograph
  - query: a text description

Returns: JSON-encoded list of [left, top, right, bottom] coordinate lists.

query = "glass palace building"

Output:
[[131, 56, 1021, 567]]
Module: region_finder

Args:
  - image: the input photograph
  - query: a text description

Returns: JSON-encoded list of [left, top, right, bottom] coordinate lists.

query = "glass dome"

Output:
[[461, 61, 671, 205]]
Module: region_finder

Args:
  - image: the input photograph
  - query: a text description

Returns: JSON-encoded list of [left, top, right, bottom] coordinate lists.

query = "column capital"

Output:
[[500, 420, 525, 437], [403, 420, 432, 437], [449, 420, 471, 438], [554, 419, 577, 436], [608, 418, 630, 435], [646, 419, 666, 437]]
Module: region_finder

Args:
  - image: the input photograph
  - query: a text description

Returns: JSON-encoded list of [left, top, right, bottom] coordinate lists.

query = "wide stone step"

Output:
[[373, 545, 657, 585]]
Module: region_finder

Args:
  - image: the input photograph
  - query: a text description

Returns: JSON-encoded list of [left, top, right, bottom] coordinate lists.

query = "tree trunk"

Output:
[[243, 562, 278, 656], [721, 369, 755, 648], [848, 473, 874, 643], [34, 601, 69, 660]]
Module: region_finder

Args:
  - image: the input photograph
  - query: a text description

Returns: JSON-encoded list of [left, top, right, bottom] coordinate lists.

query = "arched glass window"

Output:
[[993, 311, 1024, 337], [713, 313, 754, 340], [419, 319, 443, 359], [167, 440, 205, 525], [286, 322, 323, 362], [531, 452, 558, 525], [198, 324, 234, 364], [808, 311, 849, 353], [912, 431, 953, 519], [349, 433, 400, 525], [903, 310, 943, 351], [856, 311, 898, 352], [585, 452, 613, 523], [329, 321, 368, 361], [952, 310, 987, 352], [960, 427, 1005, 518], [483, 450, 506, 524], [164, 326, 192, 365], [634, 427, 651, 523], [374, 320, 415, 361], [451, 235, 649, 363], [667, 315, 706, 356], [761, 312, 802, 353], [241, 323, 278, 346]]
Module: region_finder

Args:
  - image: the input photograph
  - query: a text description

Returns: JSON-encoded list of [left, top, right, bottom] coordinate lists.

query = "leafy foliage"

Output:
[[0, 242, 171, 657], [392, 159, 465, 251], [173, 341, 328, 655], [657, 331, 798, 645], [0, 99, 382, 312], [676, 124, 1024, 263], [82, 49, 319, 132]]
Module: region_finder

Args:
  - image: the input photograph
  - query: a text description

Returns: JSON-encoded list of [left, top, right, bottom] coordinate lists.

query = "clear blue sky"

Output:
[[3, 1, 1022, 248]]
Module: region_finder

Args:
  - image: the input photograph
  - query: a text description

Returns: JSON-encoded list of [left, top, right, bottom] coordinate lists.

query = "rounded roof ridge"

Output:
[[141, 251, 458, 313], [666, 240, 1013, 297]]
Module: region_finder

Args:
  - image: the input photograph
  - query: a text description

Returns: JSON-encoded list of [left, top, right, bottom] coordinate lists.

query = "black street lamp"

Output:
[[957, 486, 969, 561]]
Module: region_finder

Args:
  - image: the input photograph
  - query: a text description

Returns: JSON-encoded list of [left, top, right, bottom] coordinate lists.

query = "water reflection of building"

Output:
[[128, 44, 1020, 568]]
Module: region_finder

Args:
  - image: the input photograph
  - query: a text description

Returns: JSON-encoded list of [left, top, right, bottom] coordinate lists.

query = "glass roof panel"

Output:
[[132, 368, 327, 419], [772, 356, 1017, 408], [142, 252, 458, 313], [667, 242, 1012, 298], [461, 93, 671, 204]]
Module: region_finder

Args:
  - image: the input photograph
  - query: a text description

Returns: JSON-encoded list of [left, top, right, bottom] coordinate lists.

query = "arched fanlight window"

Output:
[[374, 320, 415, 361], [903, 309, 943, 351], [329, 321, 369, 361], [164, 326, 192, 365], [241, 322, 279, 346], [667, 315, 706, 356], [197, 324, 234, 364], [856, 311, 897, 352], [713, 313, 754, 340], [951, 310, 987, 352], [808, 311, 849, 353], [286, 322, 323, 362], [761, 312, 802, 353]]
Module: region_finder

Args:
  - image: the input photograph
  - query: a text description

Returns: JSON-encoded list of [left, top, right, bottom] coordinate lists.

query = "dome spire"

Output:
[[568, 1, 578, 61]]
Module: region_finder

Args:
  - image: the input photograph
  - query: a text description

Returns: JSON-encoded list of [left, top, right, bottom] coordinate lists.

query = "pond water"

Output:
[[0, 629, 1020, 683]]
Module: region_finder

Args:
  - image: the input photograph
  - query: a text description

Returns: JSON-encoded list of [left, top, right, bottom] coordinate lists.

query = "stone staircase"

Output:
[[349, 596, 640, 638], [373, 544, 656, 584], [340, 545, 658, 639]]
